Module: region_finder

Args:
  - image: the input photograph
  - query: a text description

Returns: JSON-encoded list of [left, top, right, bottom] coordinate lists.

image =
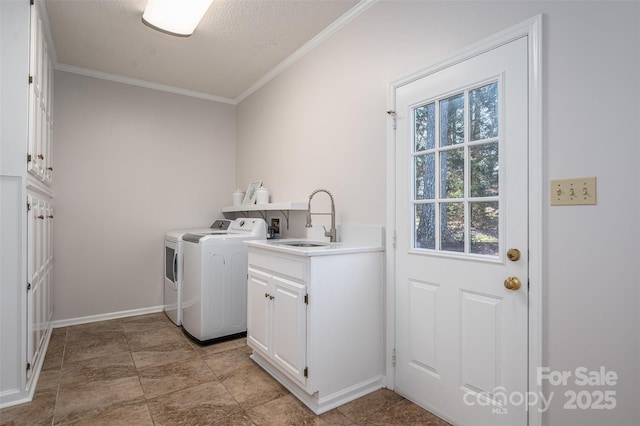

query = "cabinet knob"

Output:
[[48, 215, 54, 219], [37, 215, 44, 219], [269, 295, 274, 300], [47, 167, 53, 171], [37, 154, 44, 160], [265, 293, 269, 298]]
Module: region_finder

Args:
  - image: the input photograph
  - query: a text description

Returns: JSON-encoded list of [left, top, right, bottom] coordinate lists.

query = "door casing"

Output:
[[385, 15, 543, 426]]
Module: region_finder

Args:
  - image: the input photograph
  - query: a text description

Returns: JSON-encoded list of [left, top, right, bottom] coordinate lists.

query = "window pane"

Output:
[[415, 103, 435, 151], [440, 148, 464, 198], [469, 82, 498, 141], [415, 203, 435, 249], [440, 93, 464, 146], [470, 142, 499, 197], [440, 202, 464, 252], [470, 201, 499, 255], [415, 153, 435, 200]]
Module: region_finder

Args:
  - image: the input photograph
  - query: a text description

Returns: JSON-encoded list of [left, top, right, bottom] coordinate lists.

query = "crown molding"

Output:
[[234, 0, 378, 103], [54, 63, 237, 105]]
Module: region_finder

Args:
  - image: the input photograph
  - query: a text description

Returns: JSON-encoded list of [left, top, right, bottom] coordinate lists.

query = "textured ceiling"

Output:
[[44, 0, 360, 102]]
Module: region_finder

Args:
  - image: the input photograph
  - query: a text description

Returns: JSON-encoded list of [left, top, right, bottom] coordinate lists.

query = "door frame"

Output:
[[385, 15, 543, 426]]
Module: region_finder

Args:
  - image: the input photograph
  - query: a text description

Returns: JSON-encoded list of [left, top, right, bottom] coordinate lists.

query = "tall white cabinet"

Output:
[[0, 0, 55, 408]]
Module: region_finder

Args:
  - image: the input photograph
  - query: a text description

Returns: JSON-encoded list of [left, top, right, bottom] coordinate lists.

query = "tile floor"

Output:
[[0, 312, 449, 425]]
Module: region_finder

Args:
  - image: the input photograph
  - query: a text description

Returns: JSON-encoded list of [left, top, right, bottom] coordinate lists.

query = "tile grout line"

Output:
[[49, 327, 68, 426]]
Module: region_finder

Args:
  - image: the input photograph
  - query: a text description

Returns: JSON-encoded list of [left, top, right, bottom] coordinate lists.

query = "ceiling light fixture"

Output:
[[142, 0, 213, 37]]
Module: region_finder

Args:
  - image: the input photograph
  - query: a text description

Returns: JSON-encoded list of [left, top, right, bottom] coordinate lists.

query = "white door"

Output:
[[395, 37, 529, 425], [271, 275, 307, 385], [247, 267, 271, 354]]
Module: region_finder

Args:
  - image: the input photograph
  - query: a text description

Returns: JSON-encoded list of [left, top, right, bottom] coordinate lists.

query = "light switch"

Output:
[[550, 177, 597, 206]]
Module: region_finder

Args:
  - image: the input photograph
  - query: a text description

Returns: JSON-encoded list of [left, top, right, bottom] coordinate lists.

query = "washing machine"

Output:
[[164, 220, 233, 326], [182, 218, 266, 343]]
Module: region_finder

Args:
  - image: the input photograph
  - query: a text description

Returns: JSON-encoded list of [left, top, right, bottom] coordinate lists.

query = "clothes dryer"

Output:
[[182, 218, 266, 343]]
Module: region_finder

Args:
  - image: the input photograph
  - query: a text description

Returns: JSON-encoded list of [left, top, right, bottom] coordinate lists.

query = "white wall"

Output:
[[236, 1, 640, 425], [53, 72, 236, 321]]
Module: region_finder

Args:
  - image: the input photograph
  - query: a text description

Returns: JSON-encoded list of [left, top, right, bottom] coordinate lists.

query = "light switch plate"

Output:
[[550, 177, 597, 206]]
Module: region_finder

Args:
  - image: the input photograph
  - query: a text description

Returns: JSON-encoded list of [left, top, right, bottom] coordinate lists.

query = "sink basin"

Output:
[[276, 241, 330, 248]]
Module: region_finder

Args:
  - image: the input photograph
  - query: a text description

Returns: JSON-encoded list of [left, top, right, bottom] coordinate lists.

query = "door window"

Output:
[[413, 81, 500, 256]]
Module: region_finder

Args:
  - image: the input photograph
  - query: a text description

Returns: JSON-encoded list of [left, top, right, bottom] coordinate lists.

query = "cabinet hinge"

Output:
[[27, 282, 31, 291], [303, 367, 308, 378], [27, 153, 32, 163], [30, 0, 34, 5], [27, 201, 31, 211], [392, 230, 397, 249], [392, 348, 396, 367], [26, 362, 31, 371], [304, 294, 309, 305], [28, 75, 33, 84]]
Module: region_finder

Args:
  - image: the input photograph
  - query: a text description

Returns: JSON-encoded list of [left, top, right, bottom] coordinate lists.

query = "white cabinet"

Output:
[[0, 0, 54, 408], [248, 266, 307, 385], [27, 2, 54, 185], [247, 245, 384, 414], [26, 190, 54, 378]]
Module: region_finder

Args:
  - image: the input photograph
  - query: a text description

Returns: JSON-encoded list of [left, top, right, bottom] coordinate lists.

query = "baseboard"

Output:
[[51, 305, 164, 328], [0, 325, 52, 409]]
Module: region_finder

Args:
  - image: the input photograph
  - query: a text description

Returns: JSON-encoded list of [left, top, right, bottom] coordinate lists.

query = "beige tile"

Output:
[[247, 394, 318, 425], [203, 345, 254, 378], [125, 325, 185, 351], [65, 320, 123, 341], [34, 368, 61, 394], [189, 336, 248, 356], [53, 376, 145, 424], [3, 314, 450, 426], [42, 331, 66, 371], [316, 408, 354, 425], [63, 334, 129, 364], [121, 312, 175, 333], [0, 389, 56, 426], [147, 381, 242, 425], [212, 411, 256, 425], [61, 352, 136, 386], [219, 363, 288, 409], [138, 358, 216, 399], [131, 340, 198, 370], [55, 400, 154, 426], [337, 388, 404, 423], [363, 398, 451, 425]]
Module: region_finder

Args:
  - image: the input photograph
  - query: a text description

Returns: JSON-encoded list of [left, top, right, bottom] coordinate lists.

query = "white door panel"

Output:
[[395, 37, 529, 425]]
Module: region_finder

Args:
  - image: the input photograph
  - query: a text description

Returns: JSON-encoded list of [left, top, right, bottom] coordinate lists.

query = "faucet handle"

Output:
[[323, 226, 335, 239]]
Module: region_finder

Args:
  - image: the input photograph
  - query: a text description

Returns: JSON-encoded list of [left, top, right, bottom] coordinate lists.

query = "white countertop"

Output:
[[247, 238, 384, 257]]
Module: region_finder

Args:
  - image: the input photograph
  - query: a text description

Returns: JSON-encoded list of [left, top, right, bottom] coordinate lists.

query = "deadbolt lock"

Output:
[[507, 248, 521, 262]]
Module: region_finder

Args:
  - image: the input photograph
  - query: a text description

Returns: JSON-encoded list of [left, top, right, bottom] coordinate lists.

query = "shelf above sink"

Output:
[[221, 201, 308, 229]]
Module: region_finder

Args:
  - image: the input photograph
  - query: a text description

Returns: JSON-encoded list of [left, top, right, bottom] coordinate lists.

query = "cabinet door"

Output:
[[27, 3, 53, 185], [247, 268, 271, 355], [26, 192, 53, 378], [272, 275, 307, 385]]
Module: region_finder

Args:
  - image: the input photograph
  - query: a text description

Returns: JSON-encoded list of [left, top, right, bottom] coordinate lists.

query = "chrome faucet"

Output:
[[305, 189, 337, 242]]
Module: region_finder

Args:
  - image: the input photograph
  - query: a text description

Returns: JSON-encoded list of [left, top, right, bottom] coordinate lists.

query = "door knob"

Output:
[[507, 248, 521, 262], [504, 276, 521, 291]]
